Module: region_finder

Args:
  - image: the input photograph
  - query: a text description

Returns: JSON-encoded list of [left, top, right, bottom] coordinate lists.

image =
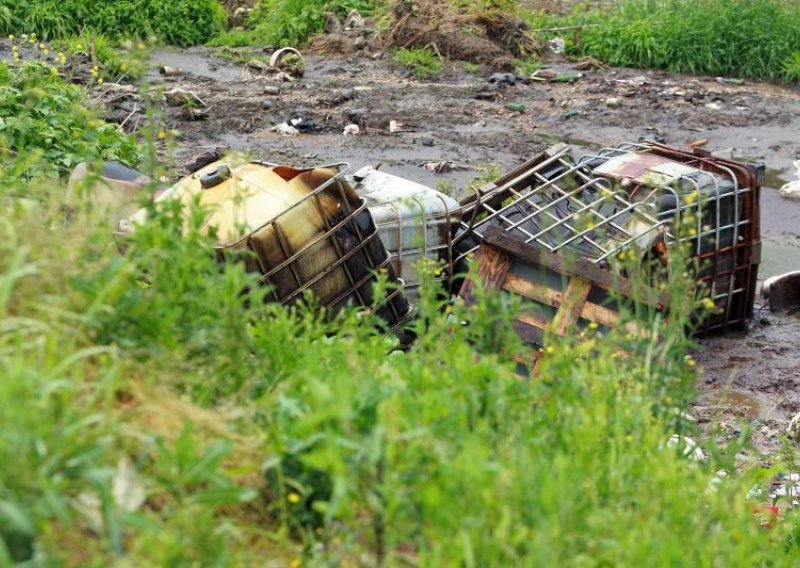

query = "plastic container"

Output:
[[118, 159, 412, 335], [351, 166, 461, 296]]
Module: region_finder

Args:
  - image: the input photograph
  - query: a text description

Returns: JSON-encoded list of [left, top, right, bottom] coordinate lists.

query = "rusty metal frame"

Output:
[[223, 163, 413, 333], [455, 142, 761, 334]]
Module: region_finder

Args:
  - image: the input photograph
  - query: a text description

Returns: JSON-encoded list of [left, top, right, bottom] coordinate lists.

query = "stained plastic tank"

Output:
[[117, 159, 412, 334], [351, 166, 461, 296]]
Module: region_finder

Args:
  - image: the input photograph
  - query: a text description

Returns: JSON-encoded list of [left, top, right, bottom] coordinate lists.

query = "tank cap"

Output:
[[199, 165, 232, 189]]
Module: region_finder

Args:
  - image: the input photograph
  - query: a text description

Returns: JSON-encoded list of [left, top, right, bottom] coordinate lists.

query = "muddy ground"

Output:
[[52, 45, 800, 456]]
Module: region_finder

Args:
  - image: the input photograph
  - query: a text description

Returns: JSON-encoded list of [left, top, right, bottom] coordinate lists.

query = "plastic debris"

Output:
[[269, 47, 305, 78], [488, 72, 517, 86], [715, 77, 745, 85], [420, 161, 471, 174], [762, 271, 800, 311], [272, 123, 300, 136], [289, 117, 319, 132], [343, 124, 360, 136], [352, 166, 461, 296], [605, 97, 621, 108], [547, 37, 565, 55], [666, 434, 705, 461], [163, 88, 206, 108], [158, 65, 183, 76], [506, 102, 526, 113], [779, 160, 800, 200]]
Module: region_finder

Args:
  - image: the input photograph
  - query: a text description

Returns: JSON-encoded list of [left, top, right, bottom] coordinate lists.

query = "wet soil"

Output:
[[137, 48, 800, 451], [49, 45, 800, 454]]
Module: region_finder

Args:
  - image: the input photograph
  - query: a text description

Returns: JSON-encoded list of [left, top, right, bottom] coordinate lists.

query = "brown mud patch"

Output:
[[388, 0, 536, 68]]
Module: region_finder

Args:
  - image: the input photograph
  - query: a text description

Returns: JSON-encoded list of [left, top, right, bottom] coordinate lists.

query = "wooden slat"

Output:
[[481, 227, 669, 308], [506, 272, 645, 333], [458, 243, 511, 306], [551, 278, 592, 335], [503, 273, 563, 308]]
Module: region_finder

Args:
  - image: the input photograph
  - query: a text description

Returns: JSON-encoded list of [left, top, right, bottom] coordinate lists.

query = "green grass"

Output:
[[393, 47, 445, 79], [1, 0, 226, 46], [213, 0, 383, 48], [0, 61, 139, 182], [528, 0, 800, 83], [4, 34, 800, 565]]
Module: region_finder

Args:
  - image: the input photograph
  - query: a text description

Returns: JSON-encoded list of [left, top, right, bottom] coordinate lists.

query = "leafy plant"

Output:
[[533, 0, 800, 83], [5, 0, 226, 46], [0, 61, 139, 181], [244, 0, 382, 47], [393, 47, 444, 79]]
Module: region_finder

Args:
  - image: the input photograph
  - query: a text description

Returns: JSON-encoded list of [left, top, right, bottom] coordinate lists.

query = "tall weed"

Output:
[[531, 0, 800, 82]]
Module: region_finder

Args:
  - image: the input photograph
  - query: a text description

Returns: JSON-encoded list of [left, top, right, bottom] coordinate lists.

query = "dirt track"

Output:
[[112, 46, 800, 455]]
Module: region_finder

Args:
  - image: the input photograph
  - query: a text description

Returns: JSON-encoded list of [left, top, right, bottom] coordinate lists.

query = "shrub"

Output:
[[4, 0, 226, 46], [244, 0, 381, 47], [531, 0, 800, 82], [393, 47, 445, 79], [0, 61, 139, 181]]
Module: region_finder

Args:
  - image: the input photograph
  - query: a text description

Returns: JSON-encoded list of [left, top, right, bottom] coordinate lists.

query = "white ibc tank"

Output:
[[352, 167, 461, 296]]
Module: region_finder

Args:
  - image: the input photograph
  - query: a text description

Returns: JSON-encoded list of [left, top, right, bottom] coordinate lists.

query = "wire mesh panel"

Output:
[[455, 142, 762, 333]]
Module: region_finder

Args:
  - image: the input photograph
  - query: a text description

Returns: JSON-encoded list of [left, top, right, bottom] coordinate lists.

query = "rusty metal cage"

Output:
[[120, 161, 413, 336], [454, 142, 762, 334], [226, 163, 413, 335]]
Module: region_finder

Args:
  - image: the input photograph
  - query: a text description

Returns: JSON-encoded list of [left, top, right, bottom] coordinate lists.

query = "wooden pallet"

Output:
[[459, 227, 670, 367]]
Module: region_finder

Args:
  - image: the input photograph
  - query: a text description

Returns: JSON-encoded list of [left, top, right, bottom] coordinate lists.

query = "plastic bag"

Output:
[[779, 160, 800, 200]]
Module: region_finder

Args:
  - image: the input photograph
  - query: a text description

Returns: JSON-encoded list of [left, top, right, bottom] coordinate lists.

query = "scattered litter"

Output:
[[271, 123, 300, 136], [269, 47, 305, 78], [343, 124, 360, 136], [488, 72, 517, 86], [74, 457, 146, 528], [274, 72, 295, 83], [163, 88, 206, 108], [716, 77, 745, 85], [158, 65, 183, 76], [389, 120, 413, 133], [420, 161, 471, 174], [689, 139, 709, 147], [506, 102, 526, 113], [779, 160, 800, 200], [232, 6, 253, 26], [666, 434, 706, 461], [753, 504, 780, 528], [344, 9, 366, 31], [547, 37, 565, 55], [264, 85, 282, 96], [245, 59, 271, 75], [762, 271, 800, 312], [562, 109, 579, 120], [704, 102, 723, 111], [531, 68, 582, 83], [605, 97, 621, 108], [288, 117, 319, 132], [181, 107, 208, 121]]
